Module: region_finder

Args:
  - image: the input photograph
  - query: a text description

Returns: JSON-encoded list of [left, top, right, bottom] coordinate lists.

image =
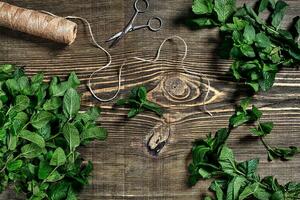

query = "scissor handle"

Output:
[[134, 0, 149, 13], [147, 17, 163, 32]]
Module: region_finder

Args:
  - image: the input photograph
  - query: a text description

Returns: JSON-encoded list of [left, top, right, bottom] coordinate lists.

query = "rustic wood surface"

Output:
[[0, 0, 300, 199]]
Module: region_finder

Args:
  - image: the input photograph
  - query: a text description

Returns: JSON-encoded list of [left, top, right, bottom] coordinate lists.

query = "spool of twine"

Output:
[[0, 2, 77, 45]]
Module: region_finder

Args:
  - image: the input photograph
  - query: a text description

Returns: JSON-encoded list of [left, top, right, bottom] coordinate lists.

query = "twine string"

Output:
[[41, 11, 117, 102]]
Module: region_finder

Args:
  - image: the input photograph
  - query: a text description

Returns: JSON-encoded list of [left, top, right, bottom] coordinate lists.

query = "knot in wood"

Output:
[[164, 77, 186, 96]]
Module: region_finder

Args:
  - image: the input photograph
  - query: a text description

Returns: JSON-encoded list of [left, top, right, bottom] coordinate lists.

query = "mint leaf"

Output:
[[50, 147, 67, 166], [31, 111, 54, 129], [271, 0, 288, 29], [7, 160, 23, 172], [192, 0, 214, 15], [258, 0, 269, 13], [63, 88, 81, 120], [240, 44, 256, 58], [214, 0, 236, 23], [63, 123, 80, 152], [19, 130, 46, 148], [243, 24, 256, 44]]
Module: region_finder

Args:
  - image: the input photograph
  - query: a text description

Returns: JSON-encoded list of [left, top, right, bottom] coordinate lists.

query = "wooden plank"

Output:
[[0, 0, 300, 199]]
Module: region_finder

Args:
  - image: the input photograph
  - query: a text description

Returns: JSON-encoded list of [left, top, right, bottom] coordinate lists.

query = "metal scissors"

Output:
[[106, 0, 162, 47]]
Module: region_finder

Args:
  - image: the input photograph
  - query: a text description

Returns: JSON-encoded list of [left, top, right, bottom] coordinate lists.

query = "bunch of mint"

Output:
[[188, 0, 300, 92], [0, 64, 107, 200], [188, 99, 300, 199]]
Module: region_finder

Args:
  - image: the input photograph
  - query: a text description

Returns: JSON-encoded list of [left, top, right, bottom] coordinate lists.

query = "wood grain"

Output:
[[0, 0, 300, 199]]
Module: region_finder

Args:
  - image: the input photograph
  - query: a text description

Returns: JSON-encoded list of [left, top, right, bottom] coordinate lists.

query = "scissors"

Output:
[[106, 0, 162, 47]]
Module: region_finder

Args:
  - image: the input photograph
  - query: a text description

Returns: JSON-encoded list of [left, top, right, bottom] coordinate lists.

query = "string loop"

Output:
[[134, 36, 213, 116]]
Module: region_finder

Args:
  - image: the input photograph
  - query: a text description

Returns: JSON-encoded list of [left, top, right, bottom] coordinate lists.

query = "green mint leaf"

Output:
[[249, 105, 262, 121], [214, 0, 236, 23], [14, 95, 30, 112], [255, 32, 272, 48], [50, 147, 67, 166], [229, 112, 250, 127], [218, 146, 237, 175], [209, 180, 225, 200], [250, 122, 273, 137], [127, 108, 140, 118], [7, 160, 23, 172], [31, 111, 54, 129], [5, 78, 20, 96], [240, 98, 251, 112], [18, 76, 32, 95], [75, 107, 101, 124], [12, 112, 29, 133], [63, 123, 80, 152], [243, 24, 256, 44], [238, 182, 260, 200], [250, 127, 265, 137], [244, 4, 264, 24], [240, 44, 256, 58], [186, 18, 217, 28], [116, 98, 128, 106], [49, 181, 70, 200], [271, 0, 288, 29], [226, 176, 247, 200], [270, 190, 285, 200], [143, 101, 164, 117], [258, 70, 276, 91], [19, 130, 46, 148], [66, 187, 77, 200], [258, 0, 269, 13], [7, 134, 18, 150], [43, 97, 62, 111], [38, 160, 53, 180], [295, 16, 300, 36], [67, 72, 80, 88], [81, 126, 107, 142], [192, 0, 214, 15], [137, 86, 147, 102], [237, 158, 259, 177], [259, 122, 274, 134], [81, 161, 94, 178], [46, 171, 64, 183], [289, 48, 300, 61], [21, 144, 43, 159], [268, 146, 299, 161], [31, 73, 44, 92], [63, 88, 81, 120]]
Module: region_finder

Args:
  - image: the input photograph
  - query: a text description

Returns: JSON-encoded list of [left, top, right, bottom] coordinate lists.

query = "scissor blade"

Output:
[[106, 31, 123, 43], [109, 33, 124, 48]]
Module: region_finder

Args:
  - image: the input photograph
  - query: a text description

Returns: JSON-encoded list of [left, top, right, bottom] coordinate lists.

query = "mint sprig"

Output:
[[116, 86, 164, 118]]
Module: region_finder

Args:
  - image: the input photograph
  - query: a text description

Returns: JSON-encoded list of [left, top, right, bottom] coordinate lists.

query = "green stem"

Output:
[[46, 132, 61, 141], [260, 137, 273, 152], [41, 165, 59, 185]]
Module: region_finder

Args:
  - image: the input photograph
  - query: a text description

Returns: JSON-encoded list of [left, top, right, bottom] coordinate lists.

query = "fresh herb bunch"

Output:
[[188, 99, 300, 199], [116, 86, 163, 118], [0, 64, 107, 199], [188, 0, 300, 92]]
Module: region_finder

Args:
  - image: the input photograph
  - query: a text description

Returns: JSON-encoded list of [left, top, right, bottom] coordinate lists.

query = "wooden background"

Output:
[[0, 0, 300, 199]]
